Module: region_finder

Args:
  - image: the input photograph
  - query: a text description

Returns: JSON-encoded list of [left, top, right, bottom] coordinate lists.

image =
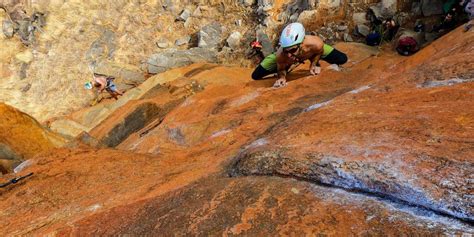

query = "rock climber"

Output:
[[431, 10, 458, 35], [246, 40, 265, 65], [394, 28, 425, 56], [273, 22, 348, 88], [84, 73, 123, 101], [251, 23, 348, 88]]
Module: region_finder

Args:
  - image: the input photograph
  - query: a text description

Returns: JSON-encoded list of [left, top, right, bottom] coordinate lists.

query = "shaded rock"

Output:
[[16, 20, 33, 44], [352, 12, 367, 25], [356, 24, 370, 36], [156, 39, 169, 49], [381, 0, 397, 16], [90, 102, 162, 147], [192, 7, 202, 17], [0, 143, 21, 161], [74, 132, 104, 148], [289, 12, 299, 22], [176, 9, 190, 22], [2, 20, 15, 38], [0, 103, 66, 172], [147, 48, 217, 74], [86, 28, 116, 63], [421, 0, 444, 16], [343, 33, 353, 42], [226, 31, 242, 50], [278, 11, 290, 22], [156, 42, 169, 48], [256, 29, 273, 57], [175, 36, 190, 46], [411, 1, 422, 15], [0, 158, 20, 174], [337, 25, 348, 31], [198, 22, 223, 49]]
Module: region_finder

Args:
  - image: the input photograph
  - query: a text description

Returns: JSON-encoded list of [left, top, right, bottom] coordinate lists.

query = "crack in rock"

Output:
[[229, 149, 474, 223]]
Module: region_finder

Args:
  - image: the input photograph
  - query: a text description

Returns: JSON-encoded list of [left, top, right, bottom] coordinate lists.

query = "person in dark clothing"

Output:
[[396, 37, 419, 56], [246, 40, 265, 65], [431, 10, 458, 34], [382, 18, 400, 41], [461, 0, 474, 31]]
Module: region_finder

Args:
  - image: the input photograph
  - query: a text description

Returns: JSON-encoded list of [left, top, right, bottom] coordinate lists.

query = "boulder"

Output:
[[2, 20, 15, 38], [369, 5, 384, 19], [176, 9, 191, 22], [198, 22, 223, 49], [421, 0, 444, 16], [411, 1, 422, 15], [381, 0, 397, 16], [192, 7, 202, 17], [297, 10, 317, 24], [226, 31, 242, 50], [289, 13, 299, 22], [175, 36, 191, 46], [240, 0, 256, 7], [323, 0, 341, 8], [343, 33, 353, 42], [278, 11, 290, 22], [156, 39, 169, 49], [352, 12, 367, 25], [256, 29, 273, 57], [356, 24, 370, 37], [147, 48, 218, 74]]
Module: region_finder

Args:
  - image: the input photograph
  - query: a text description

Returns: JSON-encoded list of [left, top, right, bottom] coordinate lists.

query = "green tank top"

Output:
[[322, 44, 334, 58], [260, 45, 334, 70], [260, 53, 277, 71]]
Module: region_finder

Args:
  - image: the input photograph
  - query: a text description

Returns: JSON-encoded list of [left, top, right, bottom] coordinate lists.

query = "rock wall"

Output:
[[0, 0, 257, 121], [0, 26, 472, 234], [0, 0, 432, 122], [0, 103, 66, 173]]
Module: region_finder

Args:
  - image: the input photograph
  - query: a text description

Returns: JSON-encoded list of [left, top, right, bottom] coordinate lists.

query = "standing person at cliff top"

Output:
[[251, 22, 348, 88]]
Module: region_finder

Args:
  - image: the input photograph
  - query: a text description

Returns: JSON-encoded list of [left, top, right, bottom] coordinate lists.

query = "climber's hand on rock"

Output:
[[273, 78, 287, 88], [310, 65, 321, 75]]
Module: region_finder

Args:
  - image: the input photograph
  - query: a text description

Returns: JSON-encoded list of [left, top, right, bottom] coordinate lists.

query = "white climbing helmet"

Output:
[[279, 22, 305, 48]]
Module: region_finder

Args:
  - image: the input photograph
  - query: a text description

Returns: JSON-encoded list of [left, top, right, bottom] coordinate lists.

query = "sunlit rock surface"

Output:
[[0, 103, 66, 173], [0, 26, 473, 235]]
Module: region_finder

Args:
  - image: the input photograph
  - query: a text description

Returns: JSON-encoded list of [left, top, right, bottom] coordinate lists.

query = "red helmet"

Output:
[[250, 41, 262, 49]]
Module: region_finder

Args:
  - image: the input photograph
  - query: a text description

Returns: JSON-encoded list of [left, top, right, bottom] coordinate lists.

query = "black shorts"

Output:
[[322, 48, 348, 65], [251, 64, 277, 80]]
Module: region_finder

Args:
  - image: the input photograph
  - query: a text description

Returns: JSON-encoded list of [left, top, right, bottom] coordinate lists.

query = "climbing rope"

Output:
[[0, 172, 34, 188]]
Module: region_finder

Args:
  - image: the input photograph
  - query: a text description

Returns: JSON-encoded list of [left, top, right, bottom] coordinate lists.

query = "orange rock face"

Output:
[[0, 28, 473, 235], [0, 103, 66, 173]]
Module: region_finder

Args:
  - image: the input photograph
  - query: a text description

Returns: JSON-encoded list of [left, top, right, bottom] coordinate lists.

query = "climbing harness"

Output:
[[0, 172, 34, 188]]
